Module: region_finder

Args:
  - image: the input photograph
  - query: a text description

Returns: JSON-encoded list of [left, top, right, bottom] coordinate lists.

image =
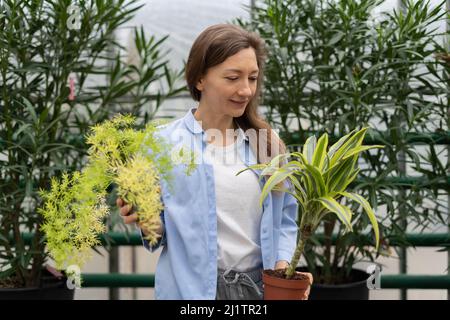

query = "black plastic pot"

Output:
[[297, 267, 370, 300], [0, 269, 75, 300]]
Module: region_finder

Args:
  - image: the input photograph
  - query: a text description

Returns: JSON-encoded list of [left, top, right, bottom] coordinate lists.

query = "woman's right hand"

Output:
[[117, 198, 137, 224], [116, 198, 163, 238], [117, 197, 150, 236]]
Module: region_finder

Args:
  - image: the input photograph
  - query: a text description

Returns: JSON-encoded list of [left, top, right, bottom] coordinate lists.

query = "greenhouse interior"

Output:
[[0, 0, 449, 301]]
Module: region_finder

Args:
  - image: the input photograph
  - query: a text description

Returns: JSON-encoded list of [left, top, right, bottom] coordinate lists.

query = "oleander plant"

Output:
[[0, 0, 186, 293]]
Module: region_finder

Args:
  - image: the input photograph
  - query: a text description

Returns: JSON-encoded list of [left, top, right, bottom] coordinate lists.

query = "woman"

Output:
[[118, 23, 312, 300]]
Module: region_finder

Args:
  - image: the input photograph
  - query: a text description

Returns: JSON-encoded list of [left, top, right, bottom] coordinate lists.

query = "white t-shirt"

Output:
[[204, 129, 263, 272]]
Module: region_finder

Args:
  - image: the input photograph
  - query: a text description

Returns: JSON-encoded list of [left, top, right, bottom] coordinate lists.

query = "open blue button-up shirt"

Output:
[[141, 107, 298, 299]]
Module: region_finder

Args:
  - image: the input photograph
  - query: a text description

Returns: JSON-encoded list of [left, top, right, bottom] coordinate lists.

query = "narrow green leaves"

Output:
[[316, 196, 353, 231], [340, 191, 380, 251]]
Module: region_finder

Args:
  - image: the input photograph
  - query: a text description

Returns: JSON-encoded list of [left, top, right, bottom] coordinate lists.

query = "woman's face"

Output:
[[196, 47, 259, 118]]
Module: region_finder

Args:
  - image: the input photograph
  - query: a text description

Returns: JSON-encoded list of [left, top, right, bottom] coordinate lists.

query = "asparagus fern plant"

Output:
[[39, 114, 196, 270]]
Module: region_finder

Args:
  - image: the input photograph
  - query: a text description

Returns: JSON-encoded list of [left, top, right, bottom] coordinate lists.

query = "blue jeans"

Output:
[[216, 268, 264, 300]]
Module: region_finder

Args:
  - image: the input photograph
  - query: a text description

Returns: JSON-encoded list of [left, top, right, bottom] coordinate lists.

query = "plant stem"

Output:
[[285, 224, 312, 279]]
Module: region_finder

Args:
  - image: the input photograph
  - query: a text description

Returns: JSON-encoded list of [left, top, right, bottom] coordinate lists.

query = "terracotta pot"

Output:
[[262, 269, 310, 300]]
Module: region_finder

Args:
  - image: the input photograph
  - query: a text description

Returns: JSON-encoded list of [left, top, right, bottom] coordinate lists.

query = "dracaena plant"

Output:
[[240, 127, 384, 279], [39, 114, 196, 270]]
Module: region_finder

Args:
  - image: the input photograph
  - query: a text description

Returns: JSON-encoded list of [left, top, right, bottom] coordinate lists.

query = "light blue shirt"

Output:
[[141, 107, 298, 299]]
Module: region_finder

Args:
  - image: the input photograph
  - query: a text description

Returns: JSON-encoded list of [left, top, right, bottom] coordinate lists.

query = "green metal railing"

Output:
[[82, 273, 155, 288], [20, 231, 450, 247], [73, 232, 450, 290], [80, 274, 450, 289], [15, 232, 450, 289]]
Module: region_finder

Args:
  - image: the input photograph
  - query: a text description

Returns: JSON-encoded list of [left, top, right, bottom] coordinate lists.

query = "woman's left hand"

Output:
[[274, 260, 313, 300]]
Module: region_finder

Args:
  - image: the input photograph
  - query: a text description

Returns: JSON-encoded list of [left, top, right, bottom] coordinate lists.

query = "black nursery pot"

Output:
[[0, 269, 75, 300], [296, 266, 370, 300]]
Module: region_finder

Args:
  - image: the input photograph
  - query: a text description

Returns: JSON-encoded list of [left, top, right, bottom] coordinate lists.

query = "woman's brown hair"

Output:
[[185, 23, 286, 164]]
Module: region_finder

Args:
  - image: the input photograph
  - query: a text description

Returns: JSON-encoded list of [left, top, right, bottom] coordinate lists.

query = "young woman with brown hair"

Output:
[[118, 23, 312, 300]]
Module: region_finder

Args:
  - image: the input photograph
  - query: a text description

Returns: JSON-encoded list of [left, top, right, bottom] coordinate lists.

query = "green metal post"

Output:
[[80, 273, 450, 289], [109, 246, 120, 299]]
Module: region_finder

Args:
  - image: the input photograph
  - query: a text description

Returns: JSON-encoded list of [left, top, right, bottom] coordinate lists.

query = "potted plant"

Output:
[[38, 115, 195, 276], [0, 0, 185, 299], [240, 127, 383, 300]]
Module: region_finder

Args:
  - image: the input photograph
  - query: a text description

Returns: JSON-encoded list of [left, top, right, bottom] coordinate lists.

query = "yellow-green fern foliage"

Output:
[[39, 171, 110, 270], [114, 155, 164, 245], [40, 114, 196, 270]]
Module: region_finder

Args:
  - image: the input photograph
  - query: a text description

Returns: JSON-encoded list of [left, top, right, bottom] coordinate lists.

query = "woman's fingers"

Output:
[[304, 272, 313, 300], [304, 286, 311, 300], [295, 271, 313, 285], [294, 271, 313, 300], [304, 272, 313, 285], [122, 213, 138, 224], [119, 203, 133, 216], [116, 197, 132, 216], [116, 198, 131, 213], [117, 197, 135, 224]]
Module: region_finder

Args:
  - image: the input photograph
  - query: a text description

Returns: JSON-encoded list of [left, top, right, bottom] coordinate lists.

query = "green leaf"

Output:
[[291, 151, 308, 165], [303, 163, 327, 196], [303, 135, 316, 164], [12, 123, 32, 141], [327, 130, 353, 160], [287, 174, 308, 205], [342, 145, 384, 160], [260, 153, 292, 176], [339, 191, 380, 251], [235, 164, 269, 176], [316, 196, 353, 231], [312, 133, 328, 170], [22, 98, 39, 125], [260, 169, 294, 207], [327, 31, 345, 46], [329, 127, 369, 168], [0, 267, 16, 279], [335, 168, 360, 193], [327, 156, 357, 192], [274, 185, 307, 213]]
